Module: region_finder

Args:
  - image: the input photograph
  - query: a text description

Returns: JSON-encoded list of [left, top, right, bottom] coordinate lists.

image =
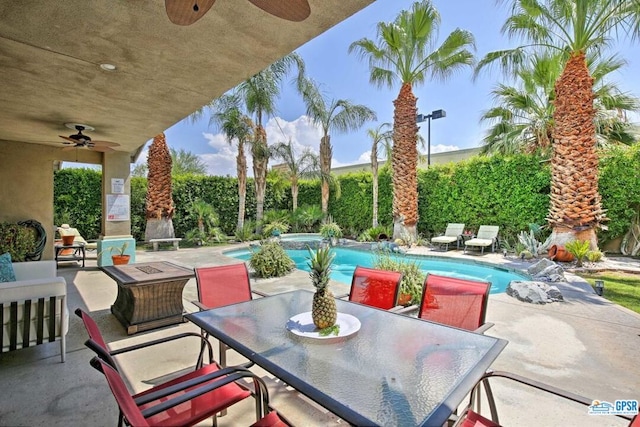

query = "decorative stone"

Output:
[[507, 281, 564, 304], [532, 265, 566, 282], [527, 258, 557, 276]]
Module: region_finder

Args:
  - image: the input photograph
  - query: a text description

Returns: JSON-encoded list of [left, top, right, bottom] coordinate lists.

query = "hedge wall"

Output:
[[54, 149, 640, 245]]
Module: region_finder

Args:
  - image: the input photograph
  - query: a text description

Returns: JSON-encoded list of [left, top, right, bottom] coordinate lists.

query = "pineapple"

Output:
[[308, 246, 337, 329]]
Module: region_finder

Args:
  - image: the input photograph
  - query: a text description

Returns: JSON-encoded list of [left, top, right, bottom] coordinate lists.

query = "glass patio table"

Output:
[[186, 290, 507, 426]]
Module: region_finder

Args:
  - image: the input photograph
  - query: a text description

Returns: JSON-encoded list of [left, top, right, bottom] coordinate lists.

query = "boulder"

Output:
[[532, 264, 566, 282], [507, 281, 564, 304], [527, 258, 556, 276]]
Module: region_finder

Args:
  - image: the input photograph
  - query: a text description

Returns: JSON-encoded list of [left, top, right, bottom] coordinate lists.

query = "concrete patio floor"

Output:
[[0, 242, 638, 426]]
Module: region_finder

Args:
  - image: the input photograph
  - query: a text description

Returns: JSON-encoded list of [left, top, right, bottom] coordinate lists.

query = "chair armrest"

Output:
[[192, 300, 209, 311], [334, 292, 349, 300], [391, 304, 419, 315], [474, 322, 494, 334], [251, 289, 269, 298]]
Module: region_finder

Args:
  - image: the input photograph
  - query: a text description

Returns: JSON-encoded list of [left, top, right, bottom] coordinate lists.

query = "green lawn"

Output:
[[577, 271, 640, 314]]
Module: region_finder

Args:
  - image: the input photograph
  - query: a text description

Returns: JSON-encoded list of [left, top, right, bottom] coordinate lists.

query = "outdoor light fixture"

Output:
[[594, 280, 604, 296], [416, 109, 446, 166]]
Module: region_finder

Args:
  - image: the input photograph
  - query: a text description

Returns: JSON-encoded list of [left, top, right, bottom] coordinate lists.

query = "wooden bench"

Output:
[[149, 238, 182, 251]]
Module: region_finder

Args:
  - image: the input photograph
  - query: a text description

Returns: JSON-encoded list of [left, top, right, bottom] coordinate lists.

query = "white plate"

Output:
[[286, 312, 361, 340]]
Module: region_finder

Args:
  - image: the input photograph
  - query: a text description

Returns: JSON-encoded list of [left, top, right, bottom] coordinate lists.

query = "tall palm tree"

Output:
[[170, 148, 207, 175], [191, 94, 254, 233], [480, 51, 640, 156], [144, 133, 175, 241], [271, 139, 319, 211], [235, 53, 305, 231], [368, 123, 393, 227], [349, 0, 476, 240], [475, 0, 640, 249], [298, 77, 377, 218]]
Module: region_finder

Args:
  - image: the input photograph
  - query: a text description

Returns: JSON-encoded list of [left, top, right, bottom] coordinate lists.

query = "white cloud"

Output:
[[202, 132, 250, 177]]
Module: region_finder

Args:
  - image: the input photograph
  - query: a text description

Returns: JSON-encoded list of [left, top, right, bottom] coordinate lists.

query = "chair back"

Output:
[[476, 226, 499, 240], [195, 263, 252, 309], [418, 274, 491, 331], [349, 266, 402, 310], [92, 357, 150, 427], [444, 223, 465, 237], [74, 308, 109, 353]]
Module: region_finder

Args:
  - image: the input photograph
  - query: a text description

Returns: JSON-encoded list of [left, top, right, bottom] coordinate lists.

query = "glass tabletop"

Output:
[[186, 290, 507, 426]]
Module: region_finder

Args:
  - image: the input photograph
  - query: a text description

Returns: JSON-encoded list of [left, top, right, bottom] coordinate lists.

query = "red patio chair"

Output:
[[348, 266, 403, 310], [75, 308, 213, 369], [193, 263, 267, 367], [92, 356, 289, 427], [416, 273, 492, 333], [454, 370, 638, 426]]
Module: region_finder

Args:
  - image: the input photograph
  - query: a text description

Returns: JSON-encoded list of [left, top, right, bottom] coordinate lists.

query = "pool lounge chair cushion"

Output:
[[431, 223, 465, 250], [464, 226, 499, 254]]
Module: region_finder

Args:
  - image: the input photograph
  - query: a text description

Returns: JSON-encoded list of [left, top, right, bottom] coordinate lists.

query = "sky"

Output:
[[136, 0, 640, 177]]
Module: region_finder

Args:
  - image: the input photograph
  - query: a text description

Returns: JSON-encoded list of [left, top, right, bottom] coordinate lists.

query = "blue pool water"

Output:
[[224, 246, 528, 294]]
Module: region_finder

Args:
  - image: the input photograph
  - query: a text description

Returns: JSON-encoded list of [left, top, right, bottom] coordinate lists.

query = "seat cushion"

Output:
[[465, 238, 493, 247], [0, 252, 16, 282], [431, 236, 457, 244]]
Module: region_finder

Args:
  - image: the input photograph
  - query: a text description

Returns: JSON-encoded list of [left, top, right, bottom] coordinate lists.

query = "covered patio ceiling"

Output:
[[0, 0, 373, 156]]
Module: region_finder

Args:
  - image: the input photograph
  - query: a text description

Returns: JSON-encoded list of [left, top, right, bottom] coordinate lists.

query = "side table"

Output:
[[54, 243, 86, 267]]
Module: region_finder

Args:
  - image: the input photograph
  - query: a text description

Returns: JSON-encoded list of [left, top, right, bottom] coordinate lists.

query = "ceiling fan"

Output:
[[165, 0, 311, 26], [59, 124, 120, 152]]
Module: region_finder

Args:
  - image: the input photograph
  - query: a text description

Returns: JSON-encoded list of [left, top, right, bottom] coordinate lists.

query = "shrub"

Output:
[[373, 251, 425, 305], [0, 222, 37, 262], [249, 241, 295, 278], [565, 240, 590, 267], [586, 250, 604, 263], [320, 216, 343, 240]]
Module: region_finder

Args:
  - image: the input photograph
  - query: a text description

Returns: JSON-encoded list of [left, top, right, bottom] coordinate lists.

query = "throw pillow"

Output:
[[0, 252, 16, 282]]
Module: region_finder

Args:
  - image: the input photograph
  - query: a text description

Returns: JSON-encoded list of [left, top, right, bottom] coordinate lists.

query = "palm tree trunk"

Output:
[[291, 176, 299, 211], [320, 134, 332, 219], [253, 126, 268, 233], [392, 83, 419, 240], [549, 51, 604, 249], [372, 150, 379, 228], [237, 143, 247, 232], [144, 133, 175, 241]]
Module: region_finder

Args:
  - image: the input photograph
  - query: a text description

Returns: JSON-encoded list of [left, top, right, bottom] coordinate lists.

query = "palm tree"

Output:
[[170, 148, 207, 175], [298, 77, 377, 218], [144, 133, 175, 241], [480, 51, 640, 156], [368, 123, 393, 227], [349, 0, 476, 240], [205, 94, 254, 233], [235, 53, 305, 232], [271, 139, 319, 211], [475, 0, 640, 249]]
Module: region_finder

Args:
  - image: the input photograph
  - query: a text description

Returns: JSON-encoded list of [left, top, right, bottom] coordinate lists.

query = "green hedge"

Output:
[[53, 150, 640, 245]]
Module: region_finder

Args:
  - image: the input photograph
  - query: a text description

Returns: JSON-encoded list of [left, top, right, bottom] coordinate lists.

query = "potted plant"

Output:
[[99, 242, 130, 265], [320, 217, 342, 246]]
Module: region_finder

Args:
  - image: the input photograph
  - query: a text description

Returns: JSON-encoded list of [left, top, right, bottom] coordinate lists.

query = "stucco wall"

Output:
[[0, 140, 100, 260]]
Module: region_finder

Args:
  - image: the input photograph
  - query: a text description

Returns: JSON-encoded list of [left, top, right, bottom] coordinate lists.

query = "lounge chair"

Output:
[[431, 223, 465, 251], [464, 225, 499, 254]]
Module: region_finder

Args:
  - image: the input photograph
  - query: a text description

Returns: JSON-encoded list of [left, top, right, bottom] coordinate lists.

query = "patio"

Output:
[[0, 244, 638, 426]]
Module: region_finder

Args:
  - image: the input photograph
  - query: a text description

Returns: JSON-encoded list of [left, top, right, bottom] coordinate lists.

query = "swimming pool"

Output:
[[224, 246, 528, 294]]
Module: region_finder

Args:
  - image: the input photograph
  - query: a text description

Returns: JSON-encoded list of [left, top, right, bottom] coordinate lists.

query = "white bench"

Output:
[[149, 238, 182, 251]]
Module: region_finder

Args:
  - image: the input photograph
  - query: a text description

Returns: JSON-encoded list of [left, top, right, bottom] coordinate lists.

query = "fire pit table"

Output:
[[101, 261, 194, 334]]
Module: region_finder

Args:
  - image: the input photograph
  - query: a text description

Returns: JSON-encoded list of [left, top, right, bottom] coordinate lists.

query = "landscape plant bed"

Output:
[[576, 271, 640, 314]]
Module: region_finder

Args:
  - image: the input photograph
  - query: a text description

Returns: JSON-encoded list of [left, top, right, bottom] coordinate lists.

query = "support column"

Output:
[[98, 151, 136, 266]]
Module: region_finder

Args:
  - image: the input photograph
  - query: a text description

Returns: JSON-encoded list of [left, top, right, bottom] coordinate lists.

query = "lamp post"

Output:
[[416, 109, 446, 166]]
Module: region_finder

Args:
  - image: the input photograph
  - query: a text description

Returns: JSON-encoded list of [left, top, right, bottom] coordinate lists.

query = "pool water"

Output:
[[224, 246, 528, 294]]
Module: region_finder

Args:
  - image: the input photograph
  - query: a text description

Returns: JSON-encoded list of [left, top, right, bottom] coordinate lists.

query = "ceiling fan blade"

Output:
[[91, 140, 120, 147], [165, 0, 216, 25], [59, 135, 78, 144], [247, 0, 310, 22], [90, 145, 115, 152]]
